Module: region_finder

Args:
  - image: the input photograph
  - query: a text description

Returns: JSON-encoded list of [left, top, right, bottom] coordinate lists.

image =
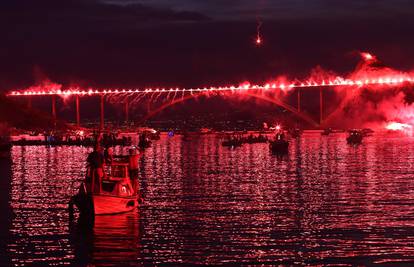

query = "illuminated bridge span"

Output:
[[7, 74, 414, 129], [8, 75, 414, 96]]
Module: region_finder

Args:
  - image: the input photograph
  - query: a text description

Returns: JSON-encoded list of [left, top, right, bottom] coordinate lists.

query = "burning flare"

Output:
[[255, 19, 263, 46], [385, 122, 413, 131], [361, 52, 376, 62]]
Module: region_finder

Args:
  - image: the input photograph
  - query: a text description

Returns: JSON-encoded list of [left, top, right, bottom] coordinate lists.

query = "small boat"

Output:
[[321, 128, 333, 136], [70, 159, 139, 217], [347, 129, 363, 145], [200, 128, 213, 134], [242, 134, 268, 144], [149, 132, 160, 140], [138, 133, 151, 149], [269, 132, 289, 154]]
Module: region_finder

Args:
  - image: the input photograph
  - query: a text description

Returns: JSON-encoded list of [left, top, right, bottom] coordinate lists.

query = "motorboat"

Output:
[[269, 132, 289, 154], [138, 133, 151, 149], [200, 128, 213, 134], [69, 159, 139, 217], [347, 129, 363, 145], [321, 128, 333, 136], [242, 134, 268, 144]]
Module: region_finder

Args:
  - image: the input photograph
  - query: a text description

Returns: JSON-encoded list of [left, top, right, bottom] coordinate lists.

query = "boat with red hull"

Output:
[[70, 159, 139, 217]]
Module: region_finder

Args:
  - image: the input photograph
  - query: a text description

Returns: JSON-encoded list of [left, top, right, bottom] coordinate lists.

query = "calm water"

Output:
[[2, 133, 414, 266]]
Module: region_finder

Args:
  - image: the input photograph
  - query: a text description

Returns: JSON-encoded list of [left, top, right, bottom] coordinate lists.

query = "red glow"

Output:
[[256, 36, 262, 45]]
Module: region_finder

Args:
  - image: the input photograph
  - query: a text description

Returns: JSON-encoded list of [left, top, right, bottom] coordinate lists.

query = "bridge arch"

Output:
[[140, 92, 319, 127]]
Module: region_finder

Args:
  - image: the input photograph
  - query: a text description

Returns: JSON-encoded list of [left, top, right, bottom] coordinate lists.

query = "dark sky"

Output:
[[1, 0, 414, 90], [132, 0, 414, 20]]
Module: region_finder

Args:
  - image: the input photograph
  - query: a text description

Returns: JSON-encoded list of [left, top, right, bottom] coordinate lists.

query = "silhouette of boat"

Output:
[[321, 128, 333, 136], [269, 132, 289, 154], [242, 134, 268, 144], [138, 133, 151, 149], [346, 129, 363, 145]]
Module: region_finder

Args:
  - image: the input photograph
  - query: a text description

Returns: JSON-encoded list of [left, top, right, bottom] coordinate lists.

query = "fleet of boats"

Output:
[[2, 125, 379, 221]]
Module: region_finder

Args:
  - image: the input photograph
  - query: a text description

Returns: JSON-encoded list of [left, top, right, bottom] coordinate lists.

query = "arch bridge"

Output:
[[9, 75, 414, 129], [8, 87, 325, 129]]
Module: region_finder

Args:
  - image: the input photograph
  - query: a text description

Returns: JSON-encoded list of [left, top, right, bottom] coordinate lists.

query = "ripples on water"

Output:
[[2, 133, 414, 266]]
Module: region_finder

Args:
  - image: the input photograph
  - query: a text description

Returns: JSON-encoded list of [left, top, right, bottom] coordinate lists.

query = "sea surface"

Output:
[[2, 132, 414, 266]]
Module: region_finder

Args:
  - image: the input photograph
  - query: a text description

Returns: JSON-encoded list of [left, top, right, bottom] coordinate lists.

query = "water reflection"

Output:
[[70, 212, 140, 266], [0, 155, 12, 267], [4, 133, 414, 265]]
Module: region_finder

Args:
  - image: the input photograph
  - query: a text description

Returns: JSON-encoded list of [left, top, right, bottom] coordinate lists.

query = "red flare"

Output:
[[255, 37, 262, 45], [361, 52, 376, 62], [386, 122, 412, 131]]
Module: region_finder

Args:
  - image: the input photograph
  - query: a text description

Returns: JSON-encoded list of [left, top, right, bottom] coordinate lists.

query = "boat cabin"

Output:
[[86, 162, 135, 197]]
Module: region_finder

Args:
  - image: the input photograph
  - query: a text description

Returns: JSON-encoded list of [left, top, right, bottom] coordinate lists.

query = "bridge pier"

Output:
[[124, 100, 129, 124], [319, 87, 323, 125], [75, 95, 80, 127], [100, 95, 105, 130], [27, 96, 32, 110], [51, 95, 57, 122]]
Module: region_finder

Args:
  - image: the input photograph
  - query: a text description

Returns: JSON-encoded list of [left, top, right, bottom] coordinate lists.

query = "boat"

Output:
[[200, 128, 213, 134], [321, 128, 333, 136], [138, 133, 151, 149], [69, 158, 139, 217], [242, 134, 268, 144], [269, 132, 289, 154], [346, 129, 363, 145]]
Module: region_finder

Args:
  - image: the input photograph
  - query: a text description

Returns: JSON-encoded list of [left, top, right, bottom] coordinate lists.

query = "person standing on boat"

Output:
[[87, 143, 105, 193], [104, 146, 114, 165], [128, 147, 139, 193]]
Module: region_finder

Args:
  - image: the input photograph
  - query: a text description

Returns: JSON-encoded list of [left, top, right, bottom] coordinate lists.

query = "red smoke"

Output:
[[7, 52, 414, 130], [325, 52, 414, 130]]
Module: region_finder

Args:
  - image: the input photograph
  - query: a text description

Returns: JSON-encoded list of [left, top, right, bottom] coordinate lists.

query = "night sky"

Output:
[[2, 0, 414, 124]]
